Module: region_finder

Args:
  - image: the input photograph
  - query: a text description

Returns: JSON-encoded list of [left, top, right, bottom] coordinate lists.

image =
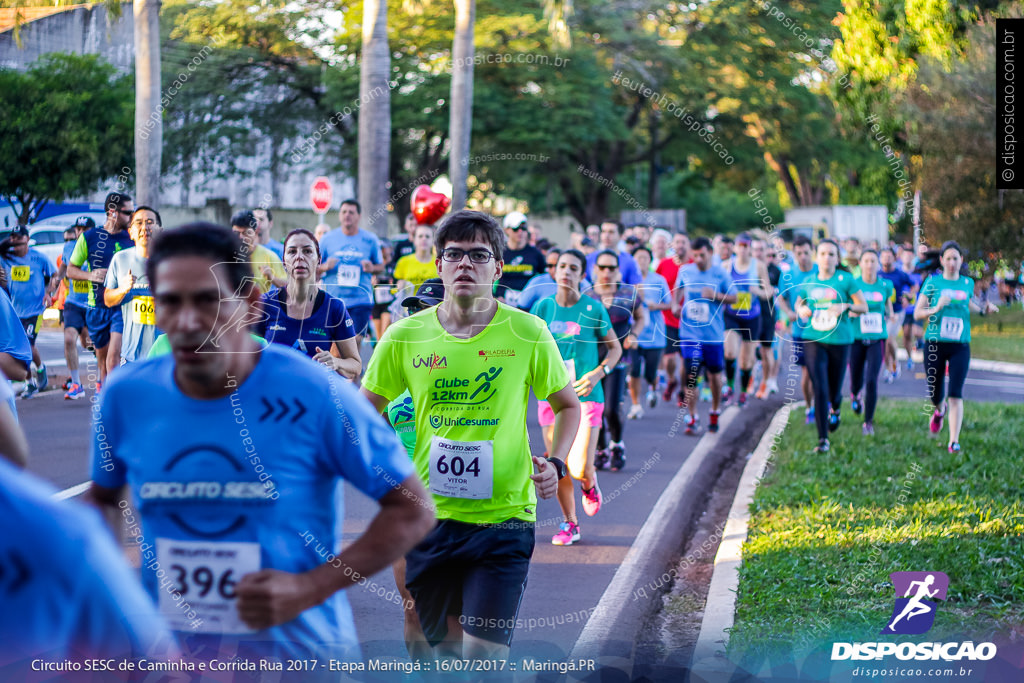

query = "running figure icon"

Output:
[[882, 571, 949, 635]]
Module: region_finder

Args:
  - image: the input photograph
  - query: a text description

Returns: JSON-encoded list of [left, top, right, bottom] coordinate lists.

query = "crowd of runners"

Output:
[[0, 192, 1005, 675]]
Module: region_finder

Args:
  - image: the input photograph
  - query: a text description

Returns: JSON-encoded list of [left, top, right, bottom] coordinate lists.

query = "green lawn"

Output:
[[969, 305, 1024, 364], [728, 399, 1024, 663]]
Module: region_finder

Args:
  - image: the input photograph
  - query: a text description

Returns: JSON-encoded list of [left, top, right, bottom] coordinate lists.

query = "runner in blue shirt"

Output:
[[57, 217, 94, 399], [317, 199, 385, 346], [86, 223, 433, 673], [1, 456, 177, 671], [626, 246, 672, 419], [104, 206, 163, 365], [0, 225, 57, 398], [672, 237, 736, 434], [258, 229, 360, 380]]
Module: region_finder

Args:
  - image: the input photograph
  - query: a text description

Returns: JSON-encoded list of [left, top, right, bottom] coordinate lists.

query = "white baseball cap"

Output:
[[502, 211, 528, 230]]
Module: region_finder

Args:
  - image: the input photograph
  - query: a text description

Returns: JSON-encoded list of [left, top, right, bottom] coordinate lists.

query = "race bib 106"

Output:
[[428, 436, 493, 500], [131, 295, 156, 326], [156, 538, 260, 634]]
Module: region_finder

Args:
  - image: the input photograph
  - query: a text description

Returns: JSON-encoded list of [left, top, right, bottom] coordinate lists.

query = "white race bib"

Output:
[[685, 300, 710, 324], [564, 358, 576, 383], [811, 309, 838, 332], [428, 436, 493, 500], [939, 316, 964, 341], [859, 312, 883, 336], [374, 284, 394, 304], [336, 265, 360, 287], [156, 538, 260, 634]]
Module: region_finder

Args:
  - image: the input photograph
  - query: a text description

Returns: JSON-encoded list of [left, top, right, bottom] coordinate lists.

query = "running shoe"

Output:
[[64, 383, 85, 400], [929, 408, 945, 434], [594, 449, 609, 471], [62, 376, 72, 391], [699, 385, 711, 403], [722, 385, 734, 405], [609, 442, 626, 471], [862, 422, 874, 436], [755, 381, 768, 400], [906, 358, 914, 371], [805, 407, 815, 425], [662, 379, 678, 403], [36, 366, 48, 392], [828, 410, 841, 432], [814, 438, 831, 454], [948, 442, 961, 454], [581, 483, 603, 517], [708, 411, 720, 433], [684, 414, 700, 436], [627, 404, 644, 420], [20, 382, 39, 400], [738, 392, 748, 407], [884, 370, 895, 385], [646, 389, 657, 409], [851, 395, 862, 415], [95, 380, 102, 393], [766, 378, 779, 395], [552, 521, 581, 546]]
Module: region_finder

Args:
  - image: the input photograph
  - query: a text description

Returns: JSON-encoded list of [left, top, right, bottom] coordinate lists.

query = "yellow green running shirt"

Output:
[[363, 303, 571, 525]]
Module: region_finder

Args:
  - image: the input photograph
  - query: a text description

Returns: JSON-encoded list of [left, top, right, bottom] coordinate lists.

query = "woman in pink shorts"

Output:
[[530, 249, 622, 546]]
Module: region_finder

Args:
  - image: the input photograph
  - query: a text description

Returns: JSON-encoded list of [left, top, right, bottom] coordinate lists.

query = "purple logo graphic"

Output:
[[881, 571, 949, 635]]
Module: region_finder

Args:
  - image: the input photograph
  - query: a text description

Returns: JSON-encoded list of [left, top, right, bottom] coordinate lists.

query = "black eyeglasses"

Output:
[[440, 248, 495, 264], [596, 264, 618, 271], [118, 209, 133, 217], [545, 262, 558, 269]]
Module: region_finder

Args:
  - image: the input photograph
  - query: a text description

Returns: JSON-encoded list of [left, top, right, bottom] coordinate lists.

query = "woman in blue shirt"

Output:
[[258, 229, 361, 380]]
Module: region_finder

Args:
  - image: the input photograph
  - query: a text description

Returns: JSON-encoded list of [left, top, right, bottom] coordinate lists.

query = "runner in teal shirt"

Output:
[[849, 250, 895, 434]]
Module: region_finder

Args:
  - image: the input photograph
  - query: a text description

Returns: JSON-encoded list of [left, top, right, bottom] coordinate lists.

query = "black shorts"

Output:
[[664, 325, 681, 355], [371, 302, 390, 318], [405, 518, 534, 647], [18, 315, 42, 346], [791, 338, 807, 367], [756, 299, 776, 346], [629, 346, 664, 384], [724, 313, 757, 342]]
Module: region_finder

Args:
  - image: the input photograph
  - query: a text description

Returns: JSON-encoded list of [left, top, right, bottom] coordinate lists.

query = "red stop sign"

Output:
[[310, 177, 333, 214]]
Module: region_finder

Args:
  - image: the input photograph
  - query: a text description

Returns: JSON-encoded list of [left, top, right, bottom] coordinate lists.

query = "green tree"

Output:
[[0, 53, 133, 223]]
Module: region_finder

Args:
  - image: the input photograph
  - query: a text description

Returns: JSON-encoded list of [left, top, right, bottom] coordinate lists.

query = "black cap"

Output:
[[10, 225, 29, 238], [72, 216, 96, 230], [402, 278, 445, 309]]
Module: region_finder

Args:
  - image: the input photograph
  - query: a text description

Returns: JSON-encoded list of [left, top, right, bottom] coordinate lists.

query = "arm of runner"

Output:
[[757, 260, 772, 298], [539, 383, 582, 499], [0, 399, 29, 467], [235, 475, 433, 631], [359, 386, 391, 415], [969, 298, 998, 315], [104, 269, 137, 307], [795, 295, 812, 321], [574, 329, 622, 398], [317, 342, 362, 381], [83, 482, 131, 537]]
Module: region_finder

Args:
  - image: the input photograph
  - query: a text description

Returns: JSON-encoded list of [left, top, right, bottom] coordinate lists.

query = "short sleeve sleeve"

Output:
[[361, 327, 406, 402], [529, 322, 571, 399], [70, 235, 88, 268]]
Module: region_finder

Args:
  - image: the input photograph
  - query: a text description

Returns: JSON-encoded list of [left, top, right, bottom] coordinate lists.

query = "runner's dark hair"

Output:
[[792, 235, 813, 249], [595, 249, 620, 266], [230, 210, 258, 231], [691, 236, 713, 252], [435, 210, 506, 258], [560, 248, 587, 272], [131, 206, 162, 226], [105, 192, 132, 214], [340, 198, 361, 214], [147, 223, 252, 295]]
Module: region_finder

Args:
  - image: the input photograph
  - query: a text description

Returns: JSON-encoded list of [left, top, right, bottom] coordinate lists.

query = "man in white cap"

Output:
[[496, 211, 545, 307]]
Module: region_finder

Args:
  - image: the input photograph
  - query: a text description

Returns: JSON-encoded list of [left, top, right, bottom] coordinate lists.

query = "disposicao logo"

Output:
[[831, 571, 997, 662]]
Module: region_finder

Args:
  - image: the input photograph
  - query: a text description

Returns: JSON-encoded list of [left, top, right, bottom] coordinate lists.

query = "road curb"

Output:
[[688, 401, 799, 682], [568, 405, 740, 677]]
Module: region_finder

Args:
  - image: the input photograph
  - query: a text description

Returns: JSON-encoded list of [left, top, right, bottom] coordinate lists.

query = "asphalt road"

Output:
[[12, 329, 1024, 675]]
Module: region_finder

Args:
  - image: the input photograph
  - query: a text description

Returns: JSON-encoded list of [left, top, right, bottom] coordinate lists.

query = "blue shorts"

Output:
[[405, 518, 534, 647], [346, 304, 372, 337], [791, 338, 807, 367], [111, 308, 124, 334], [63, 302, 87, 332], [85, 307, 116, 349], [19, 316, 42, 346], [679, 341, 725, 374]]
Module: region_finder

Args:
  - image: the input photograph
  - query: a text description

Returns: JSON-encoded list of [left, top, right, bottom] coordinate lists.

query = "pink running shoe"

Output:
[[552, 521, 580, 546], [581, 483, 603, 517]]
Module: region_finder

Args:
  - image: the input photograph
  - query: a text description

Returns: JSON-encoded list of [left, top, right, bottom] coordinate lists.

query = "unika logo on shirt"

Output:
[[413, 353, 447, 371]]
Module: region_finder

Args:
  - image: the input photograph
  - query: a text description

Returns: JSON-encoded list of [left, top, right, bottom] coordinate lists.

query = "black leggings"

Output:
[[849, 340, 885, 423], [598, 365, 627, 447], [804, 342, 850, 440], [924, 341, 970, 407]]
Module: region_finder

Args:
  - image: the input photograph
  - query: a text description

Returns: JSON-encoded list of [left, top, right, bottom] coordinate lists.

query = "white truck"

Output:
[[781, 205, 889, 246]]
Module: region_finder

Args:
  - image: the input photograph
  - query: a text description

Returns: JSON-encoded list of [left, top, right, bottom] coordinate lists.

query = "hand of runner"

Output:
[[313, 346, 335, 370], [573, 371, 599, 398], [797, 304, 812, 321], [260, 265, 274, 279], [530, 455, 558, 499], [701, 286, 715, 300], [90, 267, 108, 283], [235, 568, 316, 630], [936, 294, 952, 310], [827, 303, 846, 317], [361, 259, 375, 273], [986, 302, 999, 314]]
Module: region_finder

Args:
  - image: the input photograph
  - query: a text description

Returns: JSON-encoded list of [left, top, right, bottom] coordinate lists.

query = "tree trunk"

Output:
[[358, 0, 391, 236], [448, 0, 475, 211], [134, 0, 162, 207]]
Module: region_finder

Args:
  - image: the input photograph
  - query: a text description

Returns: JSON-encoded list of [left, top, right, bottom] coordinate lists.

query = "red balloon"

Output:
[[411, 185, 450, 225]]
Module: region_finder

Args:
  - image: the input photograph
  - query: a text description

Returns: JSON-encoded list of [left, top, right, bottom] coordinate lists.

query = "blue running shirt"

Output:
[[0, 458, 175, 668], [318, 228, 383, 308], [725, 257, 762, 320], [636, 272, 671, 349], [62, 240, 90, 308], [257, 288, 355, 358], [90, 344, 414, 662], [675, 264, 733, 343], [1, 249, 55, 318], [105, 246, 160, 363]]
